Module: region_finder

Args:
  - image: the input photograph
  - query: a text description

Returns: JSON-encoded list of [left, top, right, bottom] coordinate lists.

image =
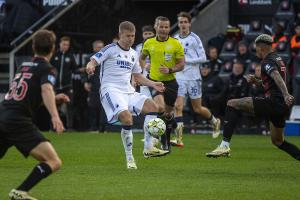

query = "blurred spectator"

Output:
[[290, 21, 300, 78], [50, 36, 84, 129], [207, 33, 226, 54], [201, 62, 226, 118], [249, 64, 264, 97], [290, 21, 300, 55], [225, 59, 249, 100], [207, 46, 223, 74], [84, 40, 107, 132], [272, 22, 287, 49], [235, 40, 257, 66]]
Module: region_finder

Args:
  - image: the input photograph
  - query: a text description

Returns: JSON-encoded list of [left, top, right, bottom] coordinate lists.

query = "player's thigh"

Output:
[[177, 80, 188, 98], [128, 92, 149, 116], [153, 94, 165, 112], [141, 98, 159, 114], [101, 91, 128, 124], [30, 141, 60, 163], [164, 80, 179, 107], [228, 97, 255, 114], [187, 80, 202, 100]]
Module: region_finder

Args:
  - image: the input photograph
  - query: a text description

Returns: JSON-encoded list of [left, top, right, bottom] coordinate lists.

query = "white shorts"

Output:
[[140, 86, 152, 98], [177, 79, 202, 99], [101, 90, 148, 124]]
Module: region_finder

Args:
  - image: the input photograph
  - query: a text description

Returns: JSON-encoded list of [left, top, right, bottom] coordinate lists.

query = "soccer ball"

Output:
[[147, 118, 166, 137]]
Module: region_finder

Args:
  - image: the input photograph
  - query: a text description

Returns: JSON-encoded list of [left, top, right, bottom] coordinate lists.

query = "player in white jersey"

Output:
[[86, 21, 169, 170], [135, 25, 155, 97], [171, 12, 221, 147]]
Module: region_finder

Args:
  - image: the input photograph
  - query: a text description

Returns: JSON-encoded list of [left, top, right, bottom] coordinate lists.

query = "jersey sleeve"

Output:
[[40, 65, 57, 86], [91, 46, 112, 65], [262, 61, 277, 76], [175, 40, 185, 59], [192, 36, 207, 63]]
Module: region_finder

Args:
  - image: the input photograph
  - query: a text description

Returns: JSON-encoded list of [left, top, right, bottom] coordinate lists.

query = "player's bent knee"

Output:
[[118, 111, 133, 125], [48, 157, 62, 172]]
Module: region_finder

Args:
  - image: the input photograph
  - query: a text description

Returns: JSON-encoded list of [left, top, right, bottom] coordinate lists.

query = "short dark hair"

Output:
[[177, 11, 192, 23], [32, 29, 56, 56], [60, 36, 70, 43], [142, 25, 154, 33], [155, 16, 170, 26], [119, 21, 136, 33]]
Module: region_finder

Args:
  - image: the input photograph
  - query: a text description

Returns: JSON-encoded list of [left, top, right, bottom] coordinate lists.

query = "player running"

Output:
[[171, 11, 221, 147]]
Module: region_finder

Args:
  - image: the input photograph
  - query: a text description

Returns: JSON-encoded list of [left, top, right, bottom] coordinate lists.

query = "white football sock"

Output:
[[144, 114, 157, 150], [220, 140, 230, 148], [209, 115, 217, 125], [121, 128, 133, 161]]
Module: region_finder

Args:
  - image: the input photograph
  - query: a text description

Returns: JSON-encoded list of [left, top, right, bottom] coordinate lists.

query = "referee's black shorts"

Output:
[[149, 79, 178, 107], [0, 110, 48, 159], [253, 96, 290, 128]]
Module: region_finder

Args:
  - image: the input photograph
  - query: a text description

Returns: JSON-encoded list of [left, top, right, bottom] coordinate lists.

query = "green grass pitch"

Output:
[[1, 132, 300, 200]]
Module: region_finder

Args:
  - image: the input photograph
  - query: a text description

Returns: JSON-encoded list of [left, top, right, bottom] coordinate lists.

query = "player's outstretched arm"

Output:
[[133, 73, 165, 92], [86, 59, 98, 75], [41, 83, 65, 133], [270, 70, 294, 106]]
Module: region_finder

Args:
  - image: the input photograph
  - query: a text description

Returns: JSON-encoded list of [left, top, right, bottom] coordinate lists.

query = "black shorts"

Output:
[[150, 79, 178, 107], [253, 96, 290, 128], [0, 111, 48, 158]]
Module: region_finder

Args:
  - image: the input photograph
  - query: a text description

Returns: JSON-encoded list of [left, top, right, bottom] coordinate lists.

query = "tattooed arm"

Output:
[[269, 70, 294, 106]]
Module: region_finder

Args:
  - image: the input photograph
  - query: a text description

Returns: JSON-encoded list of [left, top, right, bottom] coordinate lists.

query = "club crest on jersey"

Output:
[[95, 52, 103, 58], [48, 75, 56, 85]]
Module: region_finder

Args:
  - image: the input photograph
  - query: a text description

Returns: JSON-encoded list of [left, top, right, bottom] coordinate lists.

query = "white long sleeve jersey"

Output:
[[174, 32, 207, 80], [91, 43, 142, 94]]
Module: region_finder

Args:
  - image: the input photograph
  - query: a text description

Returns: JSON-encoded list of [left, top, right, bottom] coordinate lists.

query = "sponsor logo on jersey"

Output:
[[117, 60, 133, 70], [265, 64, 271, 71]]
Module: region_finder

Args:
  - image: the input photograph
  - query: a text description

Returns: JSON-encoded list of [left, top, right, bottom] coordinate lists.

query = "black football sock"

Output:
[[223, 106, 240, 142], [160, 115, 176, 150], [278, 140, 300, 161], [17, 163, 52, 192]]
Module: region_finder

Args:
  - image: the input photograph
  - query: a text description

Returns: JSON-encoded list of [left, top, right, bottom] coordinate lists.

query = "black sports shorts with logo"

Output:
[[149, 79, 178, 107], [0, 109, 48, 158], [253, 96, 290, 128]]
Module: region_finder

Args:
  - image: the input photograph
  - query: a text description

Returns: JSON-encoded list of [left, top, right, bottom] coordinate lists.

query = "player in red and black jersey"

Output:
[[206, 34, 300, 161], [0, 30, 69, 200]]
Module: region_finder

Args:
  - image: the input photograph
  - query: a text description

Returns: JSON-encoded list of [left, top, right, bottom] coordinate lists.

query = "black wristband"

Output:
[[168, 68, 173, 74]]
